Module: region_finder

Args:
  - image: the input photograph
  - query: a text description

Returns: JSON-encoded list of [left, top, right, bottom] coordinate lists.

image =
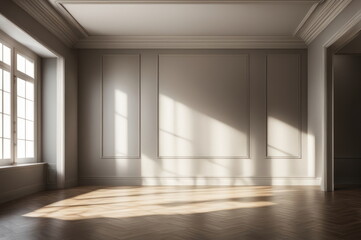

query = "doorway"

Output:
[[326, 30, 361, 191], [333, 51, 361, 189]]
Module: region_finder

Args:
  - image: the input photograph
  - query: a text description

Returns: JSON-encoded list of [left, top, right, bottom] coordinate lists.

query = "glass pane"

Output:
[[3, 45, 11, 66], [26, 141, 34, 158], [26, 120, 33, 141], [0, 139, 2, 159], [26, 81, 34, 100], [17, 54, 25, 73], [0, 116, 2, 137], [0, 92, 2, 113], [17, 139, 25, 158], [4, 92, 11, 115], [3, 92, 11, 115], [26, 59, 34, 78], [17, 78, 26, 98], [17, 118, 25, 139], [3, 71, 10, 92], [17, 97, 25, 118], [3, 115, 11, 139], [26, 100, 34, 121], [4, 138, 10, 159], [0, 69, 2, 90], [0, 43, 2, 62]]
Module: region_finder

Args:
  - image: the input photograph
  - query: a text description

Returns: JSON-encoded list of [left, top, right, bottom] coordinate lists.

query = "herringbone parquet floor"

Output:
[[0, 186, 360, 240]]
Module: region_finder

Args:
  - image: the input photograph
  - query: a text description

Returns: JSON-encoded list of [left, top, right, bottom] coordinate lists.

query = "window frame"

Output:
[[0, 38, 13, 166], [0, 31, 40, 166]]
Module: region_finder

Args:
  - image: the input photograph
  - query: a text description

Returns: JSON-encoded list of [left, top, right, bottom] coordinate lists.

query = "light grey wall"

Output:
[[308, 0, 361, 190], [158, 54, 249, 158], [0, 164, 45, 204], [102, 55, 140, 158], [78, 49, 313, 185], [0, 0, 78, 195], [334, 55, 361, 184], [64, 54, 78, 188], [266, 54, 302, 158], [41, 58, 57, 188]]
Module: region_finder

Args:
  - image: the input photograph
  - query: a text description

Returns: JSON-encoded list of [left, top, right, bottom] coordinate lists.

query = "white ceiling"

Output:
[[62, 2, 315, 36]]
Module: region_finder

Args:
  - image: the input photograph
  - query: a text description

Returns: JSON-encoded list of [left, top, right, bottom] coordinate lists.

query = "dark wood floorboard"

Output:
[[0, 186, 361, 240]]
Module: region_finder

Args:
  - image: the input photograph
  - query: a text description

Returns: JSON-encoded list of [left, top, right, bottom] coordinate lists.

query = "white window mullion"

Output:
[[15, 70, 33, 83], [0, 68, 13, 166], [11, 46, 16, 165], [0, 41, 13, 166], [0, 61, 11, 72], [15, 51, 36, 164]]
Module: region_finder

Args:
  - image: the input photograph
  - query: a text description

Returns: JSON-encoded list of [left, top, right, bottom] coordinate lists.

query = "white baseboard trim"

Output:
[[0, 183, 45, 205], [47, 178, 78, 190], [79, 177, 321, 186], [46, 183, 58, 190], [65, 178, 78, 188]]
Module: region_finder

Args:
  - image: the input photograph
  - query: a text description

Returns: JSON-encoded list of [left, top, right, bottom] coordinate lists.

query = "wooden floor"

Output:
[[0, 186, 361, 240]]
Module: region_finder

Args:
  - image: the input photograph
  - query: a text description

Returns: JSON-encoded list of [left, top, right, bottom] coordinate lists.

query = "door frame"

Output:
[[324, 12, 361, 191]]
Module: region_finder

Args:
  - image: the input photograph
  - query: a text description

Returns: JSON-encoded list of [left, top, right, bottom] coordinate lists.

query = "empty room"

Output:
[[0, 0, 361, 239]]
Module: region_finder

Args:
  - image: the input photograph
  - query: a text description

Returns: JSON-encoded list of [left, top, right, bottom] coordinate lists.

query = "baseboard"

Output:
[[79, 177, 321, 186], [46, 183, 58, 190], [46, 178, 79, 190], [65, 178, 78, 188], [0, 183, 45, 205]]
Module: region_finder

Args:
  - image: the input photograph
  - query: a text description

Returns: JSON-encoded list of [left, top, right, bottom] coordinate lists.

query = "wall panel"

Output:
[[102, 55, 140, 158], [334, 55, 361, 184], [158, 54, 249, 158], [78, 49, 312, 186], [266, 54, 302, 158]]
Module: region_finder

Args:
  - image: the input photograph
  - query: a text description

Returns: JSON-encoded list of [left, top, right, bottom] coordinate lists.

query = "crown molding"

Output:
[[295, 0, 353, 44], [74, 35, 307, 49], [324, 10, 361, 52], [51, 1, 89, 37], [50, 0, 321, 39], [12, 0, 85, 47], [12, 0, 319, 49], [54, 0, 320, 3]]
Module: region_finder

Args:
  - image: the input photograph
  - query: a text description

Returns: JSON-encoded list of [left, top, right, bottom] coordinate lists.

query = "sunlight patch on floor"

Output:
[[23, 187, 282, 220]]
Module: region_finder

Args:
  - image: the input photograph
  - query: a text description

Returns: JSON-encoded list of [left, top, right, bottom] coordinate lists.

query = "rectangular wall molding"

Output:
[[157, 54, 250, 159], [101, 54, 141, 159], [266, 54, 302, 159], [78, 49, 311, 185]]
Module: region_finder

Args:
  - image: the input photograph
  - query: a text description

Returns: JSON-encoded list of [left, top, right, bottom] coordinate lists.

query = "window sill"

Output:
[[0, 162, 46, 171]]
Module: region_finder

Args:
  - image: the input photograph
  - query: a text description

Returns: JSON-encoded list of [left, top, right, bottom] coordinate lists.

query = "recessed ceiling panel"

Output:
[[62, 3, 314, 36]]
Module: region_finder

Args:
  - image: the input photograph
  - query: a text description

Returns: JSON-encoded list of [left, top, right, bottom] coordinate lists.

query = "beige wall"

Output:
[[308, 0, 361, 190], [0, 164, 45, 204], [41, 58, 57, 188], [334, 54, 361, 184], [0, 0, 78, 202], [78, 49, 315, 186]]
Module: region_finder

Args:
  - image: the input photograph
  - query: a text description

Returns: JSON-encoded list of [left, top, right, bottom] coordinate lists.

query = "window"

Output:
[[0, 35, 38, 166], [0, 42, 12, 165], [16, 54, 35, 160]]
